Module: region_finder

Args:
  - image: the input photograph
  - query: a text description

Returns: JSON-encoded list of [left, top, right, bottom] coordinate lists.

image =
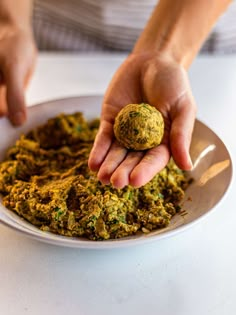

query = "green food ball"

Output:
[[113, 103, 164, 150]]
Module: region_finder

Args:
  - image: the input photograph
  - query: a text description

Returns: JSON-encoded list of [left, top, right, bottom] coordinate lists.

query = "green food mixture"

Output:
[[0, 112, 188, 240], [114, 103, 164, 150]]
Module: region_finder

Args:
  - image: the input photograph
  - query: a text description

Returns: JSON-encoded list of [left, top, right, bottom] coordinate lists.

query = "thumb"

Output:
[[170, 93, 196, 170]]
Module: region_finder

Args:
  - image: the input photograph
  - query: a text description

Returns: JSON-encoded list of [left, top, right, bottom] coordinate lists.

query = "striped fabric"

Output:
[[33, 0, 236, 53]]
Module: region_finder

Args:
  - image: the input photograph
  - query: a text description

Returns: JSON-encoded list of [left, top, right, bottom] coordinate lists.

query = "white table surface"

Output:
[[0, 53, 235, 315]]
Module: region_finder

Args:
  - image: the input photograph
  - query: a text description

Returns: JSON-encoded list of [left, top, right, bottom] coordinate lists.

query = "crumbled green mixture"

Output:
[[114, 103, 164, 150], [0, 112, 188, 240]]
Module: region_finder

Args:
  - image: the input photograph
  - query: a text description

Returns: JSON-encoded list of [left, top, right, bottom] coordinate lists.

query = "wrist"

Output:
[[0, 16, 32, 33], [129, 50, 186, 77], [133, 0, 232, 69], [133, 18, 202, 70]]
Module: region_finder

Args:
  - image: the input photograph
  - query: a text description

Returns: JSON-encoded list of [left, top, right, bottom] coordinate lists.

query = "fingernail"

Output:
[[12, 111, 25, 126]]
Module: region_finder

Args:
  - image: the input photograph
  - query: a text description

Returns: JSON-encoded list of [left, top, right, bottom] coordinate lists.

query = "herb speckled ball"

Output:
[[113, 103, 164, 150]]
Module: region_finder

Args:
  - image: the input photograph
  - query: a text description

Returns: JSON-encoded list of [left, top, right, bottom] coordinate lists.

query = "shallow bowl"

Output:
[[0, 96, 233, 248]]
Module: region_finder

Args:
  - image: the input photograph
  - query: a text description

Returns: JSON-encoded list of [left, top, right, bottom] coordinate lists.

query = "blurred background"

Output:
[[32, 0, 236, 54]]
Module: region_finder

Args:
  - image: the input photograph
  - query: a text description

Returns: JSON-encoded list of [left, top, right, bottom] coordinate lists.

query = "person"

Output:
[[0, 0, 233, 189]]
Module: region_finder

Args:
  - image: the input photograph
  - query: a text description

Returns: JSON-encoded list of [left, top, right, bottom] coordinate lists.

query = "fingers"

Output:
[[89, 113, 169, 189], [110, 150, 144, 188], [0, 30, 37, 126], [97, 141, 128, 185], [4, 61, 27, 126], [0, 85, 7, 117], [129, 144, 170, 188], [170, 92, 197, 170], [88, 120, 114, 171], [97, 143, 169, 189], [93, 95, 195, 188]]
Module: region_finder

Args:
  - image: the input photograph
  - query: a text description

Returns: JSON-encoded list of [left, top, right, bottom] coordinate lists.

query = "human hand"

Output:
[[0, 23, 37, 125], [88, 52, 196, 188]]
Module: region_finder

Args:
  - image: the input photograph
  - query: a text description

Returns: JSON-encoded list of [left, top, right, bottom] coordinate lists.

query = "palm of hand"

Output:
[[88, 53, 196, 188]]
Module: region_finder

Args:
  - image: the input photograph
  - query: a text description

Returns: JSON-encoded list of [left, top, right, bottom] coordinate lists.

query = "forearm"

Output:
[[133, 0, 232, 68], [0, 0, 33, 29]]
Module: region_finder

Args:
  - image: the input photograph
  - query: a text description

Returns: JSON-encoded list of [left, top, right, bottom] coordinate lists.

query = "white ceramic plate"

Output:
[[0, 96, 233, 249]]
